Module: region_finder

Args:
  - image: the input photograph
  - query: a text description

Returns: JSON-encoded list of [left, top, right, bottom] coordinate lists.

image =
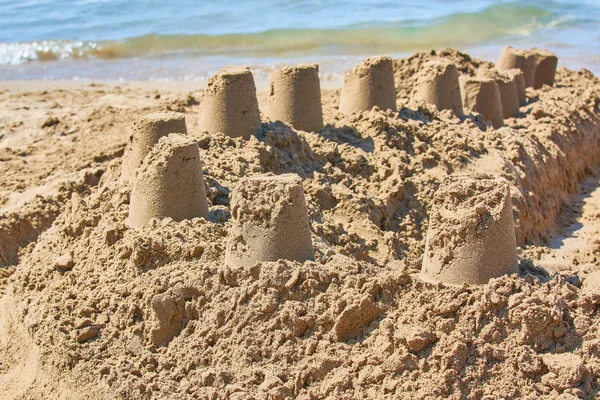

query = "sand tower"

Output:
[[477, 68, 520, 119], [224, 174, 314, 268], [412, 60, 464, 116], [460, 77, 504, 128], [460, 77, 504, 129], [199, 66, 261, 139], [121, 112, 187, 183], [532, 49, 558, 89], [509, 68, 527, 106], [496, 46, 537, 88], [339, 56, 397, 114], [267, 64, 324, 132], [128, 134, 209, 229], [421, 173, 518, 286]]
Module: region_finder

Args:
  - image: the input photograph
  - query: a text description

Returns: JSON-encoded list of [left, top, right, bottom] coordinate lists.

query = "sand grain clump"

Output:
[[225, 173, 314, 267], [267, 64, 323, 132], [199, 66, 261, 139], [339, 56, 397, 114], [128, 134, 208, 228], [121, 112, 187, 183], [421, 173, 518, 286], [412, 60, 464, 116]]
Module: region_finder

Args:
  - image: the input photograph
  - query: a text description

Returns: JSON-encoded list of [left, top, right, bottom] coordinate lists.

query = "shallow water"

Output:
[[0, 0, 599, 81]]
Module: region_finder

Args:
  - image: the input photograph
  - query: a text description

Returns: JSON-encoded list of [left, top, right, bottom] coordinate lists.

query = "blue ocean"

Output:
[[0, 0, 598, 81]]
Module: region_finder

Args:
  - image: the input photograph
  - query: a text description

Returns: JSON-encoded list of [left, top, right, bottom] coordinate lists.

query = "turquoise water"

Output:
[[0, 0, 599, 81]]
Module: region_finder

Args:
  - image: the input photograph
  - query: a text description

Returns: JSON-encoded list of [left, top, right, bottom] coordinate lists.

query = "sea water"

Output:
[[0, 0, 598, 82]]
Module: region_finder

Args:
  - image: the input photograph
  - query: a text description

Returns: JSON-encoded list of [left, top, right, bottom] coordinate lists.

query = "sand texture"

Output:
[[2, 48, 600, 399]]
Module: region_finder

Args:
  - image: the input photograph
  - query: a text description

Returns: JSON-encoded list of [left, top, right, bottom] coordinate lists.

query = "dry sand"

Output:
[[1, 48, 600, 399]]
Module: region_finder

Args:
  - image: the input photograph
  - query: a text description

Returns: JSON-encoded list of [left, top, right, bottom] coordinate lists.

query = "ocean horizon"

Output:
[[0, 0, 599, 82]]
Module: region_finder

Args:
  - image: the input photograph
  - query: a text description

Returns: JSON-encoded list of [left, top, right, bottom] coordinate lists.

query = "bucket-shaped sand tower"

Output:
[[412, 60, 464, 116], [339, 56, 397, 114], [267, 64, 323, 132], [421, 173, 518, 286], [496, 46, 537, 88], [199, 66, 261, 139], [128, 134, 209, 228], [532, 49, 558, 89], [121, 112, 187, 183], [460, 77, 504, 129], [509, 68, 527, 106], [477, 68, 520, 119], [224, 174, 314, 267]]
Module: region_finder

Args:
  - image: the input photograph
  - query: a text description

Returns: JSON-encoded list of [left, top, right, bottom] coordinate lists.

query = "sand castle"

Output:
[[128, 134, 209, 228], [120, 112, 187, 182], [478, 68, 520, 119], [421, 173, 518, 286], [339, 56, 397, 114], [460, 77, 504, 128], [267, 64, 324, 132], [412, 60, 464, 116], [224, 174, 314, 267], [199, 66, 261, 139], [496, 46, 537, 88], [532, 48, 558, 89]]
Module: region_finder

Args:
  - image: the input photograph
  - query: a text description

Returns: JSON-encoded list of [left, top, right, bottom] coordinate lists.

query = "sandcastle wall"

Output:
[[128, 134, 209, 228], [339, 56, 397, 114], [267, 64, 324, 132], [412, 60, 464, 116], [224, 174, 314, 267], [510, 68, 527, 106], [121, 112, 187, 183], [460, 77, 504, 129], [421, 173, 518, 286], [199, 66, 261, 139]]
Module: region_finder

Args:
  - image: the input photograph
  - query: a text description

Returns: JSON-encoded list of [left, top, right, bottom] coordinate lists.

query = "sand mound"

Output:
[[421, 173, 518, 285]]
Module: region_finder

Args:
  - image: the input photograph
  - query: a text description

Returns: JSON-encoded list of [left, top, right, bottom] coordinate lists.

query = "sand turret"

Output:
[[413, 60, 463, 116], [199, 66, 261, 139], [532, 49, 558, 89], [496, 46, 537, 88], [339, 56, 397, 114], [225, 174, 314, 267], [460, 77, 504, 129], [509, 68, 527, 106], [267, 64, 323, 132], [477, 68, 520, 119], [420, 173, 518, 286], [121, 112, 187, 183], [128, 134, 209, 228]]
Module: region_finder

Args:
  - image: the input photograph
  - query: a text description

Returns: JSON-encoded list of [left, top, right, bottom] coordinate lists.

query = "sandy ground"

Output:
[[2, 49, 600, 399]]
